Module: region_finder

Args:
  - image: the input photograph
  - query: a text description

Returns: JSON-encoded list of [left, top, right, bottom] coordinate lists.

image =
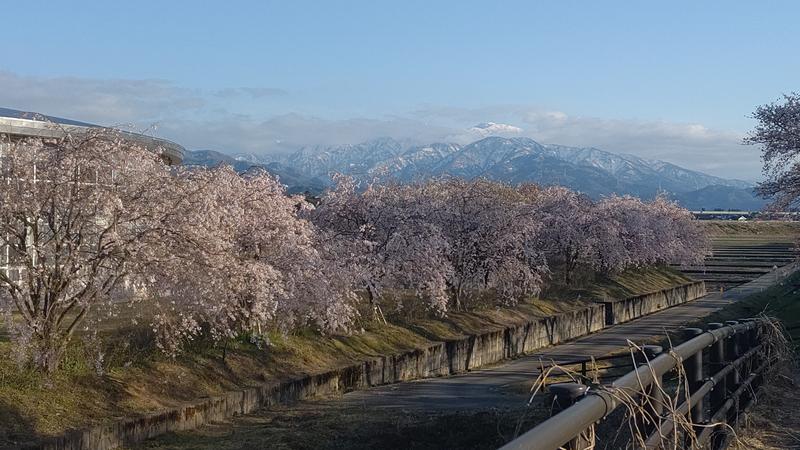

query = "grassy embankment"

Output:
[[700, 271, 800, 450], [703, 219, 800, 239], [0, 266, 690, 447]]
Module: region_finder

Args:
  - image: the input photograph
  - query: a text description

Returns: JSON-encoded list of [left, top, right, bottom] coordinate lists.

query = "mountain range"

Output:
[[183, 136, 766, 210]]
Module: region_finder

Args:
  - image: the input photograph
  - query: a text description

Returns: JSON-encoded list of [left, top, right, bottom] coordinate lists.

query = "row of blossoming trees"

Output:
[[312, 177, 709, 316], [0, 134, 708, 371]]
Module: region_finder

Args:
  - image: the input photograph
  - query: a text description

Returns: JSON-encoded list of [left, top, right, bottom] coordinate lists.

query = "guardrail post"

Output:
[[707, 322, 726, 450], [634, 345, 663, 437], [747, 319, 763, 392], [740, 319, 759, 410], [683, 327, 704, 445], [738, 320, 754, 375], [723, 320, 741, 425], [549, 383, 591, 450]]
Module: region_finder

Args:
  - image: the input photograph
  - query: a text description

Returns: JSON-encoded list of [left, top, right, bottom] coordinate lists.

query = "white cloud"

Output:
[[518, 110, 756, 179], [157, 113, 458, 155], [468, 122, 523, 137], [0, 71, 762, 179], [0, 71, 205, 125], [544, 111, 568, 121], [213, 87, 288, 99]]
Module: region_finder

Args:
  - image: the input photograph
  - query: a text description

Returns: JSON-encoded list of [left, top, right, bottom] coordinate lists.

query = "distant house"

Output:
[[691, 210, 754, 220]]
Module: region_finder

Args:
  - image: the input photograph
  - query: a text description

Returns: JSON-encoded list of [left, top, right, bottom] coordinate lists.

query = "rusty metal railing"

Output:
[[500, 318, 773, 450], [535, 353, 635, 386]]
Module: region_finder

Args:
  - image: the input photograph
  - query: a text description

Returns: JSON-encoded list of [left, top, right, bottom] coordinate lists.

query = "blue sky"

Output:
[[1, 1, 798, 179]]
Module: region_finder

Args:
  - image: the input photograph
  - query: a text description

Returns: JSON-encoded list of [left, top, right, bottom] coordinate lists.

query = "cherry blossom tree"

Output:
[[525, 185, 601, 283], [309, 175, 452, 319], [523, 187, 707, 281], [644, 195, 709, 266], [145, 166, 359, 355], [0, 132, 180, 371], [0, 133, 359, 369], [593, 195, 653, 271], [311, 177, 549, 314], [745, 93, 800, 209], [593, 194, 709, 273], [414, 179, 547, 310]]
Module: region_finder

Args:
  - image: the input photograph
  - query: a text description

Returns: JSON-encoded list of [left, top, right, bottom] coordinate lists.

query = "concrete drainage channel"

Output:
[[40, 282, 708, 450]]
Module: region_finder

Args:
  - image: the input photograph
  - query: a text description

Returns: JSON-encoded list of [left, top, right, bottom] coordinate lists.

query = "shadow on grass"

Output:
[[0, 399, 38, 450], [134, 403, 548, 450]]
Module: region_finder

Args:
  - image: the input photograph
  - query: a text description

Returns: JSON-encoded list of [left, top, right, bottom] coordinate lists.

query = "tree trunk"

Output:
[[34, 329, 66, 374], [454, 281, 464, 311], [367, 285, 387, 325]]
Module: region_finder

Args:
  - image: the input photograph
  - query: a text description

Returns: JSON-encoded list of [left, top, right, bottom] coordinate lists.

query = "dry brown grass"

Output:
[[703, 220, 800, 238], [731, 364, 800, 449], [128, 401, 548, 450]]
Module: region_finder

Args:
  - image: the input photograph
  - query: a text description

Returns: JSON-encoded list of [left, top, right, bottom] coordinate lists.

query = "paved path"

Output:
[[338, 262, 798, 411]]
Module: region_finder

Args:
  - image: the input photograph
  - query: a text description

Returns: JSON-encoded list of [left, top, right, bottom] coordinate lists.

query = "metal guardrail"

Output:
[[501, 319, 773, 450], [536, 353, 634, 385]]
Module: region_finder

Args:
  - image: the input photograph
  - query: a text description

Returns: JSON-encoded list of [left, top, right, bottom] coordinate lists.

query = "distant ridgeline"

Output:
[[181, 137, 765, 210], [182, 136, 764, 210]]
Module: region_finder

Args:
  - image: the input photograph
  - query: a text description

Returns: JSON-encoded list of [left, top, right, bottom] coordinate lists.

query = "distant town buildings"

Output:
[[0, 107, 184, 165], [0, 107, 186, 282], [691, 210, 800, 221]]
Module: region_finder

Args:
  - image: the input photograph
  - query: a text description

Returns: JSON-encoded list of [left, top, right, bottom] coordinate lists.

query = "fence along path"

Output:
[[500, 319, 775, 450], [336, 262, 798, 411]]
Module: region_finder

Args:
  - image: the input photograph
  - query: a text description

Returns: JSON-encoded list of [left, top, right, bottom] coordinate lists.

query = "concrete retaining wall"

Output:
[[41, 283, 695, 450], [596, 281, 706, 325]]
